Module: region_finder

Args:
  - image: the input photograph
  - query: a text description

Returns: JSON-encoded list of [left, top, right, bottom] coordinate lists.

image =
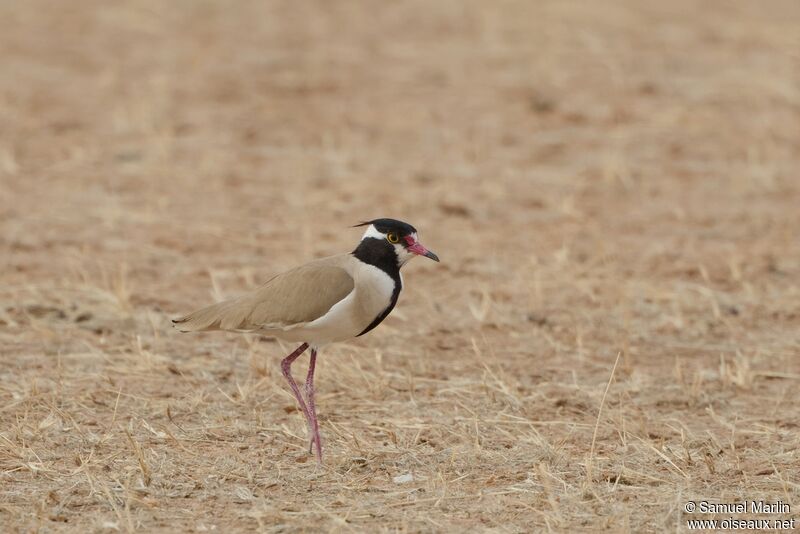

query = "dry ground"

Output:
[[1, 1, 799, 532]]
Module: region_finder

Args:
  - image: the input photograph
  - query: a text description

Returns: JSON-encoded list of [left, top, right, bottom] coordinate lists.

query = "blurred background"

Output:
[[1, 1, 798, 531]]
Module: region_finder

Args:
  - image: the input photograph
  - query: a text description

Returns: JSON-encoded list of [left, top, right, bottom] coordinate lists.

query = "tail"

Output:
[[172, 298, 251, 332]]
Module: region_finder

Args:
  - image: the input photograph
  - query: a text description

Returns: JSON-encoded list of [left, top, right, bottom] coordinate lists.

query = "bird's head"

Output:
[[354, 218, 439, 268]]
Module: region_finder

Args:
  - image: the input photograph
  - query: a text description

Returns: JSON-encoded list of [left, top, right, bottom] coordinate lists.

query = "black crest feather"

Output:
[[352, 218, 417, 235]]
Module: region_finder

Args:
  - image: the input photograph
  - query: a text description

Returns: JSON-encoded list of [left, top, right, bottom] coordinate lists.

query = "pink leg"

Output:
[[305, 348, 322, 462], [280, 343, 314, 446]]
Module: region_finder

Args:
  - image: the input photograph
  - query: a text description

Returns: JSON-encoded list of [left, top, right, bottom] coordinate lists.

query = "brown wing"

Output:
[[173, 255, 355, 332]]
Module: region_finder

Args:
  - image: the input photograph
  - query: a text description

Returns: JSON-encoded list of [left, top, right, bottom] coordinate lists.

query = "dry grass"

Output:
[[2, 0, 800, 532]]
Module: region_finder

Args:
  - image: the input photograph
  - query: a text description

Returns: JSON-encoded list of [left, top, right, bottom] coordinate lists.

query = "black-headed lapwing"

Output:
[[173, 218, 439, 461]]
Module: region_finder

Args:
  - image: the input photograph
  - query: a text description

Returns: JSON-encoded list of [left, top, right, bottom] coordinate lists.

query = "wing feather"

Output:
[[173, 256, 355, 333]]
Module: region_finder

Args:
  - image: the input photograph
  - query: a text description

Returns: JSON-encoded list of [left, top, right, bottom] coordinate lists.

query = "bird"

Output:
[[172, 218, 439, 462]]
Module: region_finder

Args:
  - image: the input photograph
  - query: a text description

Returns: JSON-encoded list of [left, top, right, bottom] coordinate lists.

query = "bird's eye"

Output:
[[387, 232, 399, 243]]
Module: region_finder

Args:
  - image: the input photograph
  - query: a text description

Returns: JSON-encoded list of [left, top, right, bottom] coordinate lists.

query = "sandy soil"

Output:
[[1, 1, 799, 532]]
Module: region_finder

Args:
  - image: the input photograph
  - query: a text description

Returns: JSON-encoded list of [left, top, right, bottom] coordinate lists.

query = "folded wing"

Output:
[[173, 256, 355, 333]]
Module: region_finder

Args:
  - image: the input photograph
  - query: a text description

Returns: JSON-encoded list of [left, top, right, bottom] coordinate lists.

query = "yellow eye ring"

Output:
[[387, 232, 399, 243]]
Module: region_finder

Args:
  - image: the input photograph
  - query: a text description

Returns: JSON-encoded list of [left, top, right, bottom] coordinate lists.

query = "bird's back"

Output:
[[173, 254, 355, 333]]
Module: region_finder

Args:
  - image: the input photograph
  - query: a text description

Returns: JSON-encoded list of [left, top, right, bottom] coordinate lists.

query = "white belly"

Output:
[[272, 263, 396, 346]]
